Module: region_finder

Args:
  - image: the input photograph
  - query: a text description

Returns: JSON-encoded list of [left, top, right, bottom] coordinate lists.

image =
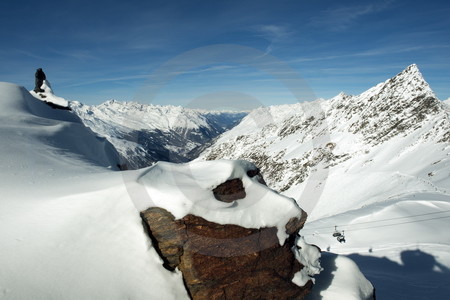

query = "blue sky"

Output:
[[0, 0, 449, 109]]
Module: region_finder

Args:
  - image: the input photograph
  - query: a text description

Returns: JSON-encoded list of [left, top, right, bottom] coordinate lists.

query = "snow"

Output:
[[292, 236, 323, 286], [302, 192, 450, 299], [307, 254, 374, 300], [444, 98, 450, 111], [135, 159, 304, 244], [30, 80, 69, 108], [0, 82, 189, 299]]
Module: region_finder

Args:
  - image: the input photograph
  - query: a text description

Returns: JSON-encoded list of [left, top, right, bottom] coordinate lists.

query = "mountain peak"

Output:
[[359, 63, 436, 103], [404, 63, 420, 73], [394, 63, 424, 81]]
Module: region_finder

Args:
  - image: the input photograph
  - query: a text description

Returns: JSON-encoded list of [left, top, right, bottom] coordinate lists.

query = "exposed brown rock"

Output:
[[141, 207, 186, 270], [212, 178, 246, 202], [140, 208, 312, 300]]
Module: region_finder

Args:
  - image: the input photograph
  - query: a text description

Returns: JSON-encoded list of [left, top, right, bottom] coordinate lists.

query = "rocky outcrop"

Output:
[[212, 178, 246, 202], [141, 208, 311, 300], [34, 68, 46, 93], [140, 166, 312, 299]]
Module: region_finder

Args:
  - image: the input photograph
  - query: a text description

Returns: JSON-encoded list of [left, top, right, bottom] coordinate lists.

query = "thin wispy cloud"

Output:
[[310, 0, 395, 31], [16, 50, 51, 61], [253, 24, 292, 56], [292, 44, 450, 63], [255, 24, 292, 41], [62, 74, 150, 88], [48, 48, 99, 61]]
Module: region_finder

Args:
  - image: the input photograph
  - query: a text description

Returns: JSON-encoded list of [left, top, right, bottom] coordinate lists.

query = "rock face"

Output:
[[34, 68, 46, 93], [140, 166, 311, 299], [141, 208, 311, 300]]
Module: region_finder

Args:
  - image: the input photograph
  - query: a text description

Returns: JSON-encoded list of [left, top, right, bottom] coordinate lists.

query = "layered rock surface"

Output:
[[141, 208, 310, 299]]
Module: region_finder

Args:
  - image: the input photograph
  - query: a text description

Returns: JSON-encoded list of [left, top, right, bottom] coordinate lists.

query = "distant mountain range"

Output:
[[71, 100, 246, 169]]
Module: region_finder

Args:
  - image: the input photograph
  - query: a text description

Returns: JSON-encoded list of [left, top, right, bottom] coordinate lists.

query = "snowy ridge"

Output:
[[71, 100, 246, 168], [0, 82, 190, 299], [0, 82, 120, 176]]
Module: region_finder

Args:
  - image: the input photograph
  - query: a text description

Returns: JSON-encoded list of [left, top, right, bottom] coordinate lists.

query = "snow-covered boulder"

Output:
[[139, 160, 313, 299]]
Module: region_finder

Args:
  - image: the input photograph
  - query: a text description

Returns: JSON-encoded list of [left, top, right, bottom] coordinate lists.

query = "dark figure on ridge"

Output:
[[34, 68, 46, 93]]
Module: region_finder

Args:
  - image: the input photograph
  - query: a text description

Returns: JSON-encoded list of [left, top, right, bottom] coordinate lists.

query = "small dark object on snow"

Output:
[[332, 226, 342, 237], [333, 226, 346, 243], [34, 68, 46, 92]]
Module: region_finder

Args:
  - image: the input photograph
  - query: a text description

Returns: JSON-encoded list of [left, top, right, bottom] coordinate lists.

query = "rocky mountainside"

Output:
[[198, 64, 450, 218], [71, 100, 246, 169]]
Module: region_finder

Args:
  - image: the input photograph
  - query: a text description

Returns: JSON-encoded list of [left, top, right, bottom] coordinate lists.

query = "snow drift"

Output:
[[0, 82, 189, 299]]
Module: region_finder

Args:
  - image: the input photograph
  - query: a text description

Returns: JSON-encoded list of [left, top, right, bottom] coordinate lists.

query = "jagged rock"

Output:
[[286, 214, 308, 236], [34, 68, 46, 93], [141, 207, 312, 300]]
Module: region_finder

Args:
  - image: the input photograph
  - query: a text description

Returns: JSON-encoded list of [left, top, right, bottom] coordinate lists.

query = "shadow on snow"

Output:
[[307, 249, 450, 300]]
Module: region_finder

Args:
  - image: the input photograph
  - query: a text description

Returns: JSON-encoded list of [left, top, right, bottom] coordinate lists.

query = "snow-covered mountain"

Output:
[[71, 100, 246, 169], [199, 64, 449, 216], [198, 65, 450, 299]]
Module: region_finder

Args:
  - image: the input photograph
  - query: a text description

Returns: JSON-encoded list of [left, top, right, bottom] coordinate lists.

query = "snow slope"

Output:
[[199, 65, 450, 299], [71, 100, 246, 169], [0, 82, 189, 299]]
